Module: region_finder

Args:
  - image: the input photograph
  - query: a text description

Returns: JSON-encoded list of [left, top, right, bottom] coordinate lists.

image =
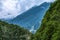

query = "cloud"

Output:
[[44, 0, 55, 2], [0, 0, 55, 20]]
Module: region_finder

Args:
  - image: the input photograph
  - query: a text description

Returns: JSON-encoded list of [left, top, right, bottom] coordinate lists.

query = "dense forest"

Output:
[[0, 20, 32, 40], [32, 0, 60, 40]]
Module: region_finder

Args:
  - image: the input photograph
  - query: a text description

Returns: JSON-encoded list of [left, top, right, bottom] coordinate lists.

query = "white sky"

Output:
[[0, 0, 55, 19]]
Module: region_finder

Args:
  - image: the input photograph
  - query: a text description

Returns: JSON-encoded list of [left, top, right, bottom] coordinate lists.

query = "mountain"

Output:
[[0, 0, 59, 40], [32, 0, 60, 40], [0, 20, 32, 40], [6, 2, 50, 33]]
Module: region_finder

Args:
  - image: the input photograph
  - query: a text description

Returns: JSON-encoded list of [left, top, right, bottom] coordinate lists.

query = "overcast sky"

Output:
[[0, 0, 55, 19]]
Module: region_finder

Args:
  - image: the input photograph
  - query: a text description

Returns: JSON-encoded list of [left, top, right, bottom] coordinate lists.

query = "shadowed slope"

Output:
[[6, 2, 50, 33]]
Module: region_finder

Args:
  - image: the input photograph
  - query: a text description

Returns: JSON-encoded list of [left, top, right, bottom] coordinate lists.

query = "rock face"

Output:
[[0, 20, 31, 40], [31, 0, 60, 40]]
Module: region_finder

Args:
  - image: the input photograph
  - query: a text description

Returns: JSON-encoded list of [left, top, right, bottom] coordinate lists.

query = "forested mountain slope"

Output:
[[32, 0, 60, 40], [0, 20, 31, 40]]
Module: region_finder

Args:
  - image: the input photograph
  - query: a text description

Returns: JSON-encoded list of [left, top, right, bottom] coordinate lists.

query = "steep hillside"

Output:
[[0, 20, 31, 40], [32, 0, 60, 40]]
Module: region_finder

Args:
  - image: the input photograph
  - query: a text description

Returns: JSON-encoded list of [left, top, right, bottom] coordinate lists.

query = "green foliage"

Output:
[[0, 20, 31, 40], [32, 0, 60, 40]]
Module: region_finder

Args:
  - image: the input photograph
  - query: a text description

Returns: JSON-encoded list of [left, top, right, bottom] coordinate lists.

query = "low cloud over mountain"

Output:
[[0, 0, 55, 19]]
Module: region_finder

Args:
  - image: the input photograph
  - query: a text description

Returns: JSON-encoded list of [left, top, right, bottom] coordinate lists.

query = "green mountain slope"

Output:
[[32, 0, 60, 40], [0, 20, 32, 40]]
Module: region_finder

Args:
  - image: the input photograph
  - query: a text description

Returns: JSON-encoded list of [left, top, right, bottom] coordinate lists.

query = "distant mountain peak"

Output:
[[5, 2, 50, 33]]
